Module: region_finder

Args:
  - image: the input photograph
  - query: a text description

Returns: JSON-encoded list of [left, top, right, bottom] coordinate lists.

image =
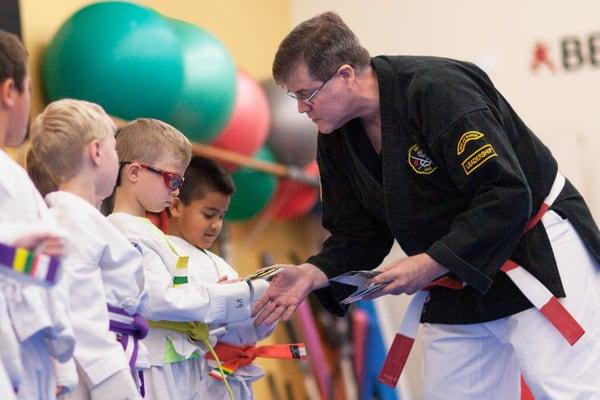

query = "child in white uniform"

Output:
[[0, 232, 65, 395], [27, 99, 149, 399], [167, 156, 276, 399], [0, 30, 75, 400], [108, 119, 268, 400]]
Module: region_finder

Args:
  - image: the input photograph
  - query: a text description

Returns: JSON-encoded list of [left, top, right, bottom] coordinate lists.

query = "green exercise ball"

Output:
[[42, 1, 236, 143], [166, 18, 236, 142], [226, 146, 277, 221]]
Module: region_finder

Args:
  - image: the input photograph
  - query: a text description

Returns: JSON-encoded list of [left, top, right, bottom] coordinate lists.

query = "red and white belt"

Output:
[[379, 172, 585, 387]]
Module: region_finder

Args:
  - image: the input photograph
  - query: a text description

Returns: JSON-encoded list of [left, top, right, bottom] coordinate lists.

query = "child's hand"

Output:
[[13, 232, 64, 258]]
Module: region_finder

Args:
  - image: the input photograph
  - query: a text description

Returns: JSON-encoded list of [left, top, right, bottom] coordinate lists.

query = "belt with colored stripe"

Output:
[[205, 341, 307, 380], [147, 319, 236, 400], [108, 304, 149, 370], [379, 173, 585, 388], [0, 243, 60, 286]]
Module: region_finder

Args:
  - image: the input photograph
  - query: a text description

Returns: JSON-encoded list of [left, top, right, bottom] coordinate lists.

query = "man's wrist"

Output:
[[298, 263, 329, 290], [421, 253, 449, 280]]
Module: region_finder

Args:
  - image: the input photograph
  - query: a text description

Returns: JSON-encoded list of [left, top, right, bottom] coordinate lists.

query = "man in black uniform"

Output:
[[252, 11, 600, 399]]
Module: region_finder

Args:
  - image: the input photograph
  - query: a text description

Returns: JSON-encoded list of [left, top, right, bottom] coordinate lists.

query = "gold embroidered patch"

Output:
[[457, 131, 484, 155], [461, 144, 497, 175]]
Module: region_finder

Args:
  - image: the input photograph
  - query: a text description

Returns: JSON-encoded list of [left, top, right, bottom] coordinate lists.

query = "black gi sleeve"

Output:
[[424, 107, 532, 294], [306, 136, 394, 315]]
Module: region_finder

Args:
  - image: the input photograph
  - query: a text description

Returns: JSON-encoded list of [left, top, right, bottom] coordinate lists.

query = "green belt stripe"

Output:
[[23, 251, 35, 274], [173, 276, 188, 285]]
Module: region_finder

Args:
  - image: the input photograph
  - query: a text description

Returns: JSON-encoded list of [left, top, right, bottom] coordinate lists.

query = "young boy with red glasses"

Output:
[[109, 119, 269, 400], [27, 99, 149, 400]]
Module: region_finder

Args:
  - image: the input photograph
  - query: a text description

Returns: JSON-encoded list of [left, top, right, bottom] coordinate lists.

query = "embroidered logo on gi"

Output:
[[408, 144, 437, 175], [457, 130, 484, 155], [461, 144, 497, 175]]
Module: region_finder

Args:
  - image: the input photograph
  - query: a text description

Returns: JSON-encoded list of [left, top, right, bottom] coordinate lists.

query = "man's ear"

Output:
[[338, 64, 355, 82], [169, 197, 182, 217]]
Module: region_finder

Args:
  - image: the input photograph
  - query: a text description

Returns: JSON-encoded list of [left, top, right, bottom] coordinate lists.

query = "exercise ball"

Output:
[[262, 79, 318, 167], [211, 70, 270, 170], [264, 160, 319, 220], [226, 146, 277, 221], [42, 1, 236, 143], [167, 18, 237, 142]]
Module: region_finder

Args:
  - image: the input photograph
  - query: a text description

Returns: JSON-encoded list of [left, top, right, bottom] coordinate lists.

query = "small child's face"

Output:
[[171, 191, 230, 249], [135, 158, 187, 213], [96, 135, 120, 200]]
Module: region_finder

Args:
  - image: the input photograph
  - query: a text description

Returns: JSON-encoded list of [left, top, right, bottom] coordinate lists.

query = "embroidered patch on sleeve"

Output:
[[408, 144, 437, 175], [461, 144, 497, 175], [457, 131, 484, 155]]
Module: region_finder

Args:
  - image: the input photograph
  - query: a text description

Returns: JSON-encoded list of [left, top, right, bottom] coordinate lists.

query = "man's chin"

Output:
[[315, 121, 334, 134]]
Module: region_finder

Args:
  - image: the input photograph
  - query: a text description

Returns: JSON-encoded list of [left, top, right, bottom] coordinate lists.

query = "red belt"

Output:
[[379, 173, 585, 387], [205, 341, 307, 380]]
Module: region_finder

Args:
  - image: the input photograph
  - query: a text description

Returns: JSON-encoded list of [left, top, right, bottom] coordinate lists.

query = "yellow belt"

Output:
[[148, 320, 234, 399]]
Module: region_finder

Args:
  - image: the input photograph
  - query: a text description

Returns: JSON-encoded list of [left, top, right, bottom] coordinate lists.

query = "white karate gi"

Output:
[[422, 211, 600, 399], [46, 191, 149, 399], [0, 151, 75, 400], [169, 235, 275, 400], [108, 213, 263, 400]]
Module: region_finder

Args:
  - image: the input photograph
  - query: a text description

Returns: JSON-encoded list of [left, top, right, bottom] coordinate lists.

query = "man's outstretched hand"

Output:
[[252, 263, 328, 326]]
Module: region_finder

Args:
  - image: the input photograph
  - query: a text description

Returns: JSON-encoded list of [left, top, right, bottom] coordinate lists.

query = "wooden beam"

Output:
[[113, 116, 319, 187]]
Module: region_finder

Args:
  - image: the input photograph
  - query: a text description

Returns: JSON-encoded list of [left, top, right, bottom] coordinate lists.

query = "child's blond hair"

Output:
[[29, 98, 116, 184], [26, 147, 57, 197], [115, 118, 191, 166]]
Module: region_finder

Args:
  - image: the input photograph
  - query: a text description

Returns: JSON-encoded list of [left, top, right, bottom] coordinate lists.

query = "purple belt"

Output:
[[108, 304, 148, 397], [107, 304, 148, 368]]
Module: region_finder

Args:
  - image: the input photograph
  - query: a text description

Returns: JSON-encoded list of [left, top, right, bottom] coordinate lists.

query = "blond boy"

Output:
[[28, 99, 149, 400], [108, 119, 268, 400]]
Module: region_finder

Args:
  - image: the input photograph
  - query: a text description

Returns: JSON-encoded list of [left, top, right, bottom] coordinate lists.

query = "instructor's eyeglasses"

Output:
[[120, 161, 185, 191], [287, 70, 338, 106]]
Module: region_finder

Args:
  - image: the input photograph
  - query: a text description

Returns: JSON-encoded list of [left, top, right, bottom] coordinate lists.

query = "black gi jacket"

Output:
[[307, 55, 600, 324]]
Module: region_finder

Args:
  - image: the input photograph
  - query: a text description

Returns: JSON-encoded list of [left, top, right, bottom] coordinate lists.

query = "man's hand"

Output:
[[366, 253, 448, 299], [13, 232, 64, 258], [252, 263, 328, 326]]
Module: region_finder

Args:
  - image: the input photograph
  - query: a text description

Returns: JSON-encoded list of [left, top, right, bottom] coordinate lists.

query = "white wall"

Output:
[[291, 2, 600, 399]]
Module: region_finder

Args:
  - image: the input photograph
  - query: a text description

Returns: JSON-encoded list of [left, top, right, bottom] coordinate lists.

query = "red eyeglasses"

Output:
[[120, 161, 185, 191]]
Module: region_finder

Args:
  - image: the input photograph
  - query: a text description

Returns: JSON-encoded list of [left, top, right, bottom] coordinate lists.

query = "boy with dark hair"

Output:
[[167, 155, 277, 399], [0, 29, 75, 399], [168, 157, 274, 399]]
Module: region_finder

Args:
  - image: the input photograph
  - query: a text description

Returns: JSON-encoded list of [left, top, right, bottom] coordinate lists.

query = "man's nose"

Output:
[[297, 99, 312, 114]]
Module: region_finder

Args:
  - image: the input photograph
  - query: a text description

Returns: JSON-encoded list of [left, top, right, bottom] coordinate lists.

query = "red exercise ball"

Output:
[[263, 160, 320, 220], [211, 69, 270, 170]]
